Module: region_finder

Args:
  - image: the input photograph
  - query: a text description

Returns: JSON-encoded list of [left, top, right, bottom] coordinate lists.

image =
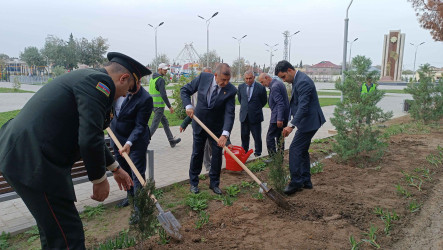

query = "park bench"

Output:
[[0, 137, 154, 202]]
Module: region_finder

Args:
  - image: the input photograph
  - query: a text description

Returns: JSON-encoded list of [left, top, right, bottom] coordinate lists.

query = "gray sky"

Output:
[[1, 0, 442, 70]]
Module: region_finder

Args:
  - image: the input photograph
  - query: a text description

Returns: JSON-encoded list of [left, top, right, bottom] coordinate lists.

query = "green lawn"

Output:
[[0, 87, 34, 93], [319, 98, 340, 107], [383, 89, 406, 94], [317, 91, 341, 96], [0, 110, 20, 127]]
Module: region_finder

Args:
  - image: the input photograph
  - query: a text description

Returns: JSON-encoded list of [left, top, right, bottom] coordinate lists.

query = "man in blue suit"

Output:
[[111, 79, 153, 207], [238, 71, 267, 157], [181, 63, 237, 195], [258, 73, 290, 155], [276, 60, 326, 195]]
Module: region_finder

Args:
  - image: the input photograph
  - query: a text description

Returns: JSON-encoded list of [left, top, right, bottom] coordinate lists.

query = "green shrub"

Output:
[[94, 229, 136, 250], [331, 55, 392, 166], [405, 63, 443, 123]]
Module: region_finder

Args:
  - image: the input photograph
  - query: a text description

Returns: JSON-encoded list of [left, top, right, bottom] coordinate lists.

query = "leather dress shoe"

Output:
[[210, 186, 223, 195], [116, 198, 129, 208], [283, 184, 303, 195], [190, 185, 200, 194], [303, 182, 313, 189], [254, 153, 261, 157], [170, 138, 181, 148]]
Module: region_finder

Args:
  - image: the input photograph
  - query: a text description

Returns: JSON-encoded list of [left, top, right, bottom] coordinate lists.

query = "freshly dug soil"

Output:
[[86, 116, 443, 249]]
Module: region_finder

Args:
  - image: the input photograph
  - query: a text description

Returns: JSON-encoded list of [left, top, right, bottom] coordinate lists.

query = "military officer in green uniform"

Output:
[[0, 52, 151, 249]]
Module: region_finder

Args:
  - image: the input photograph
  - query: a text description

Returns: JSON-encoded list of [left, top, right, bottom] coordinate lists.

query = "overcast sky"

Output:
[[1, 0, 442, 70]]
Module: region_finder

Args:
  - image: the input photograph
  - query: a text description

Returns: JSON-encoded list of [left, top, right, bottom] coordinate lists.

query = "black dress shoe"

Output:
[[254, 153, 261, 157], [210, 186, 223, 195], [170, 138, 181, 148], [116, 198, 129, 208], [190, 185, 200, 194], [283, 184, 303, 195], [303, 182, 313, 189]]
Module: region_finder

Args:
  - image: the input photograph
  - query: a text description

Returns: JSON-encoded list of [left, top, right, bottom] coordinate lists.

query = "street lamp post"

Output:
[[198, 12, 219, 68], [266, 48, 278, 73], [232, 35, 247, 81], [341, 0, 354, 102], [288, 31, 300, 63], [410, 42, 425, 76], [265, 43, 278, 73], [348, 37, 358, 68], [148, 21, 165, 66]]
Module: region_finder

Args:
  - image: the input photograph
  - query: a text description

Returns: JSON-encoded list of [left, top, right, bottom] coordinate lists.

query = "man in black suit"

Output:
[[180, 63, 237, 195], [111, 79, 153, 208], [276, 60, 326, 195], [0, 52, 149, 249], [237, 71, 267, 157]]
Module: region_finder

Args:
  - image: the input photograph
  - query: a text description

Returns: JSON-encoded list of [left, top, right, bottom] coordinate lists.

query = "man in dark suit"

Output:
[[0, 52, 149, 249], [111, 79, 153, 208], [180, 63, 237, 195], [258, 73, 290, 155], [276, 60, 326, 195], [238, 71, 267, 157]]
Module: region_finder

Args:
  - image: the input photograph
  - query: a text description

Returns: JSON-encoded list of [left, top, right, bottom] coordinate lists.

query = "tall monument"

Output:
[[381, 30, 405, 82]]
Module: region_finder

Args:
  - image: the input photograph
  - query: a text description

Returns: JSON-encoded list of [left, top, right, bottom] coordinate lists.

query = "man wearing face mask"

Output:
[[0, 52, 150, 249]]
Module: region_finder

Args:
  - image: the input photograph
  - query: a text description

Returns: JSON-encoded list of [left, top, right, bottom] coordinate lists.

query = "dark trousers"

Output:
[[266, 122, 287, 155], [113, 143, 147, 197], [189, 129, 222, 187], [288, 129, 318, 187], [241, 117, 262, 155], [4, 176, 85, 250]]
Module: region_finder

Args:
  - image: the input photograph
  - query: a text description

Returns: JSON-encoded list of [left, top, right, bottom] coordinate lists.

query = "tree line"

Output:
[[11, 33, 109, 74]]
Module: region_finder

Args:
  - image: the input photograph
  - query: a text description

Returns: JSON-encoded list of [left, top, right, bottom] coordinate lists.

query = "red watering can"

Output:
[[224, 146, 254, 171]]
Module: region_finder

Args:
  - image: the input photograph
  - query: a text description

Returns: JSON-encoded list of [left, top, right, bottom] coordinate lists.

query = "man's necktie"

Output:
[[247, 85, 251, 102], [121, 94, 131, 109], [210, 85, 218, 108]]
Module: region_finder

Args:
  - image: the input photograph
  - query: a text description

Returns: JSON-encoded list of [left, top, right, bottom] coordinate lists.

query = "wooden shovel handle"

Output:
[[192, 116, 263, 186], [106, 128, 158, 202]]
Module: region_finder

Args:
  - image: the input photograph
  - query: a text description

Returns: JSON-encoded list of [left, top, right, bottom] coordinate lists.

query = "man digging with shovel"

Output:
[[180, 63, 237, 195], [0, 52, 150, 249]]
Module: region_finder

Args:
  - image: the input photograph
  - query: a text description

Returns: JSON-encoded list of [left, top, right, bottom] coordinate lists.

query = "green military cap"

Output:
[[107, 52, 151, 82]]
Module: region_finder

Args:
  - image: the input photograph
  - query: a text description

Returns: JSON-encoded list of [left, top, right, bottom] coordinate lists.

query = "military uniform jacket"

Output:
[[0, 68, 116, 201]]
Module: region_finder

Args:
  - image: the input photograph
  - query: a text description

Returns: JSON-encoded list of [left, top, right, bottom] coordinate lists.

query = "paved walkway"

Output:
[[0, 82, 409, 234]]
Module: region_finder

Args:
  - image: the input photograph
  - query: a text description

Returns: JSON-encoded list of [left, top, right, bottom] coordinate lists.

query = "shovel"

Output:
[[106, 128, 182, 240], [192, 116, 291, 210]]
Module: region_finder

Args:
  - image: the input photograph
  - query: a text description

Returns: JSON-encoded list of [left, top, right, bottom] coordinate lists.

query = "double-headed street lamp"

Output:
[[348, 37, 358, 68], [233, 35, 247, 80], [148, 21, 165, 62], [265, 43, 278, 72], [288, 31, 300, 63], [410, 42, 425, 74], [198, 12, 219, 68]]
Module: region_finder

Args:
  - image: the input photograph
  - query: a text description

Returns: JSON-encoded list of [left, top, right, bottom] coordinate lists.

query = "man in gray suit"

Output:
[[180, 63, 237, 195], [258, 73, 290, 155], [238, 71, 267, 156], [277, 60, 326, 195]]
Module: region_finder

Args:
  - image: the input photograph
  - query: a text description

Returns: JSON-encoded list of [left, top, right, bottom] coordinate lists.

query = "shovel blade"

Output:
[[157, 211, 182, 241], [265, 188, 291, 210]]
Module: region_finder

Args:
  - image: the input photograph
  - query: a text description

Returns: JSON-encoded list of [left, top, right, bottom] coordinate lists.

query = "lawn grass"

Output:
[[383, 89, 406, 94], [317, 91, 341, 96], [319, 98, 340, 107], [0, 110, 20, 127], [0, 87, 34, 93]]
